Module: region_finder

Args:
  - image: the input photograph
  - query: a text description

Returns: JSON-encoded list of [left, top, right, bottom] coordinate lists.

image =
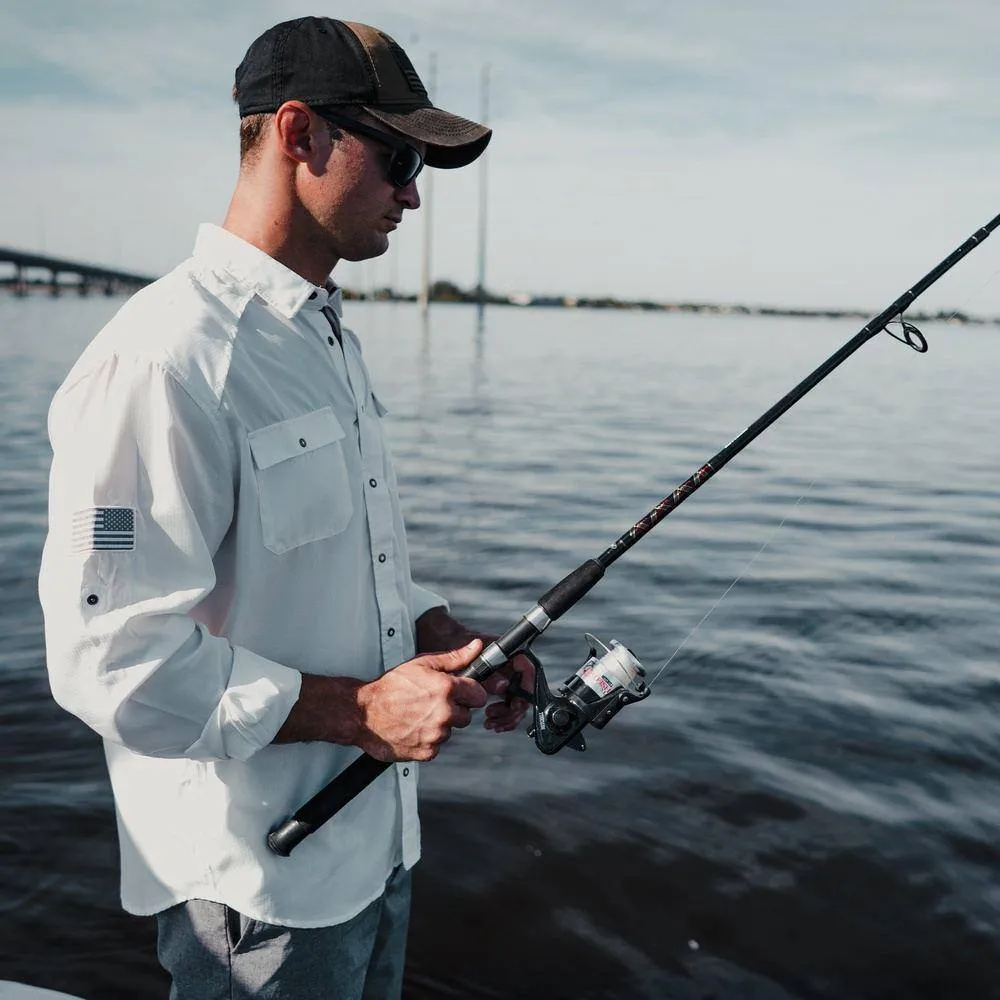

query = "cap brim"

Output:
[[363, 105, 491, 168]]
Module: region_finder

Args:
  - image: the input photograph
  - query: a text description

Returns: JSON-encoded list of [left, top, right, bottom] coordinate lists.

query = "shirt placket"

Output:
[[337, 344, 407, 673], [322, 306, 420, 864]]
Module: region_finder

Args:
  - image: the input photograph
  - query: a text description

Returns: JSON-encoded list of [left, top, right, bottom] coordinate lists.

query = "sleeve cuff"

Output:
[[411, 583, 448, 621], [187, 646, 302, 761]]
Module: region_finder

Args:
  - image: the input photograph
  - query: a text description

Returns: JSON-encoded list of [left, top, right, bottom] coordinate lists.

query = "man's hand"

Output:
[[355, 640, 489, 762], [415, 606, 536, 734], [275, 610, 535, 756], [480, 651, 535, 733], [273, 640, 488, 759]]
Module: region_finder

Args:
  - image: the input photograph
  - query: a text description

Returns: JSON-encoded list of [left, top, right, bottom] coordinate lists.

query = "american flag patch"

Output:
[[72, 507, 136, 552]]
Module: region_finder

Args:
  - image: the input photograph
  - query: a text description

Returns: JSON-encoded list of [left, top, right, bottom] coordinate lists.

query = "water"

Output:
[[2, 294, 999, 999]]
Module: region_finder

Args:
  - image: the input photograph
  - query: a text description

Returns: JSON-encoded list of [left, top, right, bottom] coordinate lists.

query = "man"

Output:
[[38, 16, 532, 999]]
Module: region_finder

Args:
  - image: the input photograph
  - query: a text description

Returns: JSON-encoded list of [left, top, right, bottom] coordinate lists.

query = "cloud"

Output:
[[3, 0, 1000, 312]]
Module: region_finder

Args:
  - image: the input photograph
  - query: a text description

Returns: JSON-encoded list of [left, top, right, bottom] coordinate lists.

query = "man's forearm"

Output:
[[270, 642, 490, 761], [271, 608, 505, 751], [415, 605, 482, 653], [272, 674, 364, 745]]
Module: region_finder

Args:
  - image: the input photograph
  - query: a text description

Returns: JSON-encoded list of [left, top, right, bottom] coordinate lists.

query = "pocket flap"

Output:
[[248, 408, 346, 471]]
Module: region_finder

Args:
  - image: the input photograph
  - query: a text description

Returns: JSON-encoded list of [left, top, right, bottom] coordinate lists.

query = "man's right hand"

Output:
[[355, 639, 488, 762], [273, 639, 489, 759]]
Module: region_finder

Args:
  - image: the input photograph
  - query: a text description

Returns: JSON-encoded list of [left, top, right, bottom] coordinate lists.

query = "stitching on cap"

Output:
[[343, 23, 381, 92]]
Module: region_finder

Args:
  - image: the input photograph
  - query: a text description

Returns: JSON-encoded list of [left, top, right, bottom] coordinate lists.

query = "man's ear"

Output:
[[274, 101, 316, 162]]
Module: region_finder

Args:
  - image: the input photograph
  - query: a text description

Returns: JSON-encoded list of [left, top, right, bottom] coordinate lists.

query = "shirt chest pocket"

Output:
[[248, 408, 354, 554]]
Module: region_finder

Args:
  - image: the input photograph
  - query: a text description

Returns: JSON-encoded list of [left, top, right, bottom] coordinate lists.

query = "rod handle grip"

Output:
[[267, 754, 392, 856], [538, 559, 605, 619], [267, 646, 503, 856]]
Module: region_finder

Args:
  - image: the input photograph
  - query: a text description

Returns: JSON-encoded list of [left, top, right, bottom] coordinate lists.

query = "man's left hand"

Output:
[[480, 651, 535, 732]]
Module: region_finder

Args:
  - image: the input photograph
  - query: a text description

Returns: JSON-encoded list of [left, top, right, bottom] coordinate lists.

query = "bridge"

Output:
[[0, 246, 157, 296]]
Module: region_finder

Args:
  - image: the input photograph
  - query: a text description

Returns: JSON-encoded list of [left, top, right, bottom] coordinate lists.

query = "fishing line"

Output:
[[645, 261, 1000, 692], [647, 480, 817, 690], [938, 262, 1000, 321], [886, 260, 1000, 339], [642, 263, 1000, 690], [652, 261, 1000, 681]]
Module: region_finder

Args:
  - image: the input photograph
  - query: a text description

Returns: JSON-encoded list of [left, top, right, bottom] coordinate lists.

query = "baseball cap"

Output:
[[234, 16, 491, 169]]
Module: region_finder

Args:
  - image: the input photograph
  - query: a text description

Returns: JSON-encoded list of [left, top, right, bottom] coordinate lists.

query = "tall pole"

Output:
[[418, 52, 437, 318], [476, 63, 491, 325]]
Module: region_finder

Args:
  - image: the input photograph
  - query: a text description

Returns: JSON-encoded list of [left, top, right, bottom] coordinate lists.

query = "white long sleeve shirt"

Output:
[[38, 224, 444, 927]]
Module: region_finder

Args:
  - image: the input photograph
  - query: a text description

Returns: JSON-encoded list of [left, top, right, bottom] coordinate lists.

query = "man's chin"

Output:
[[341, 239, 390, 263]]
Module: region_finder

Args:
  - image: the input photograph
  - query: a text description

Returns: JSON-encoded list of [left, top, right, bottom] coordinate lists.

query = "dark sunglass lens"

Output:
[[325, 114, 423, 188], [389, 149, 423, 188]]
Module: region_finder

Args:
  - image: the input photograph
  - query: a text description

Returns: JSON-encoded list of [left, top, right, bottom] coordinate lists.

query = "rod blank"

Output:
[[268, 210, 1000, 856]]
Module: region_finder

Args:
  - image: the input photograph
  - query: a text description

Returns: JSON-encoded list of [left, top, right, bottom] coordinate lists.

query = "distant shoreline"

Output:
[[341, 282, 1000, 326], [3, 279, 997, 326]]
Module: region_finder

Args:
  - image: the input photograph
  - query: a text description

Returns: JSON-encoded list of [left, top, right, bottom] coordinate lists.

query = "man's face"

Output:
[[305, 114, 423, 263]]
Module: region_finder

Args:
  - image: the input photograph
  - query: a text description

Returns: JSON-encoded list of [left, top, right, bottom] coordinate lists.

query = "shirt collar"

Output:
[[192, 224, 340, 319], [300, 281, 344, 317]]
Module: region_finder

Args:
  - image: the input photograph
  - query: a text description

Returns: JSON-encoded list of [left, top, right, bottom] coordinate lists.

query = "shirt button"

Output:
[[86, 594, 99, 606], [369, 478, 378, 488], [387, 628, 395, 637], [309, 291, 317, 300], [378, 553, 387, 563], [299, 438, 307, 447], [328, 336, 335, 346], [402, 767, 410, 777]]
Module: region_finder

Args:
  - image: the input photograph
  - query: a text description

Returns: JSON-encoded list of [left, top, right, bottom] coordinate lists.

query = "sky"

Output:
[[3, 0, 1000, 314]]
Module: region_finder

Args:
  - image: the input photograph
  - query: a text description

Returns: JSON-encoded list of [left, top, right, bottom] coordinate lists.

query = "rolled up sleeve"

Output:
[[410, 582, 448, 622], [39, 354, 301, 761]]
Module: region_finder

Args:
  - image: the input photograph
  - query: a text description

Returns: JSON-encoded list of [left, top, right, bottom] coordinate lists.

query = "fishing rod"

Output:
[[267, 210, 1000, 857]]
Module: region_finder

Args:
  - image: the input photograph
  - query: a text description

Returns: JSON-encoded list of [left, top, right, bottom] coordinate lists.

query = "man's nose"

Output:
[[396, 177, 420, 211]]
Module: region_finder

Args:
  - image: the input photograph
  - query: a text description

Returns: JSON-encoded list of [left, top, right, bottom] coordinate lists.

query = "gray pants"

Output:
[[155, 866, 411, 999]]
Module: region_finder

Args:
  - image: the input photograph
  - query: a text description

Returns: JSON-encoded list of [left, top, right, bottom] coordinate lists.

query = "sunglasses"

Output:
[[319, 111, 425, 189]]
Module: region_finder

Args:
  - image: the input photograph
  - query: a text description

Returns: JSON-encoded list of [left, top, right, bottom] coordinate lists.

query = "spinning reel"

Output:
[[516, 634, 651, 755]]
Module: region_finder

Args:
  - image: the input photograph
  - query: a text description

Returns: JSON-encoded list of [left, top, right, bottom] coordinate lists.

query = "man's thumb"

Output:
[[429, 638, 483, 672]]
